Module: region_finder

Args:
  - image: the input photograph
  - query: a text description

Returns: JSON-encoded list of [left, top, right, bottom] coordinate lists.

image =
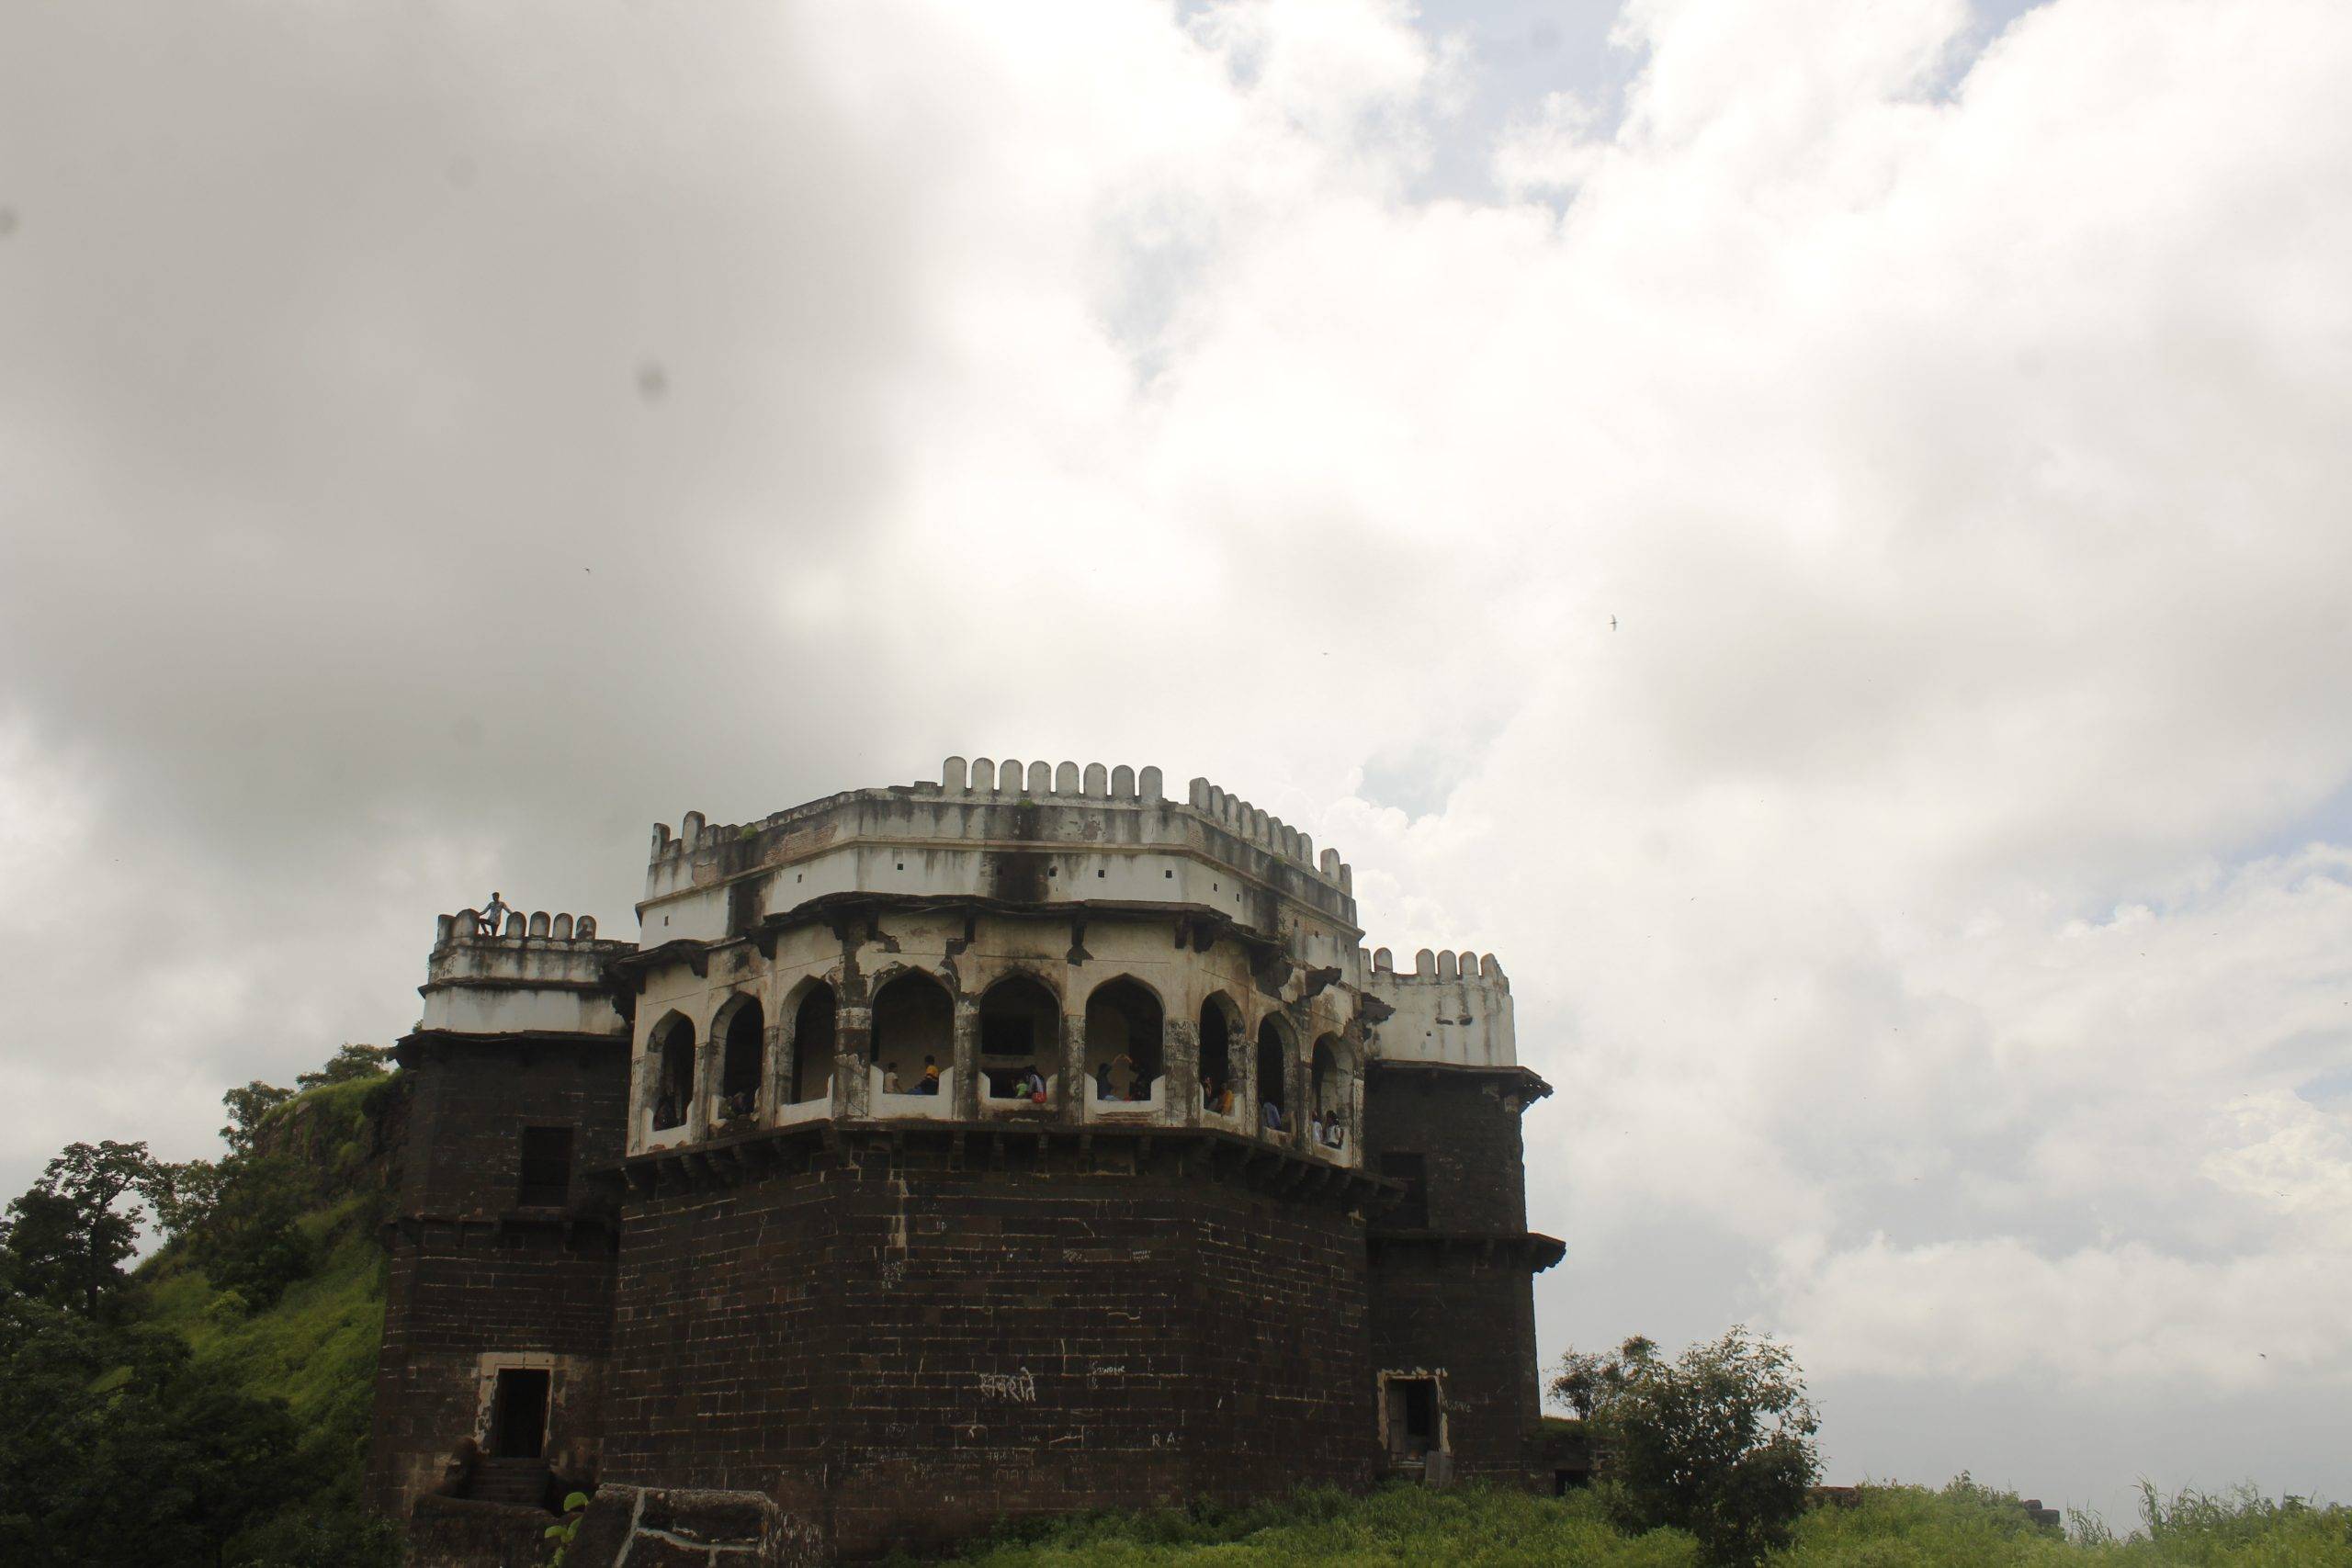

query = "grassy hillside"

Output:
[[948, 1481, 2352, 1567], [134, 1072, 399, 1521]]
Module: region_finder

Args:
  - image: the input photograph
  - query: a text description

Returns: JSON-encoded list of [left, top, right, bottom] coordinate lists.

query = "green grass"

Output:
[[1780, 1481, 2351, 1566], [955, 1486, 1699, 1567], [941, 1483, 2351, 1568], [142, 1194, 386, 1435]]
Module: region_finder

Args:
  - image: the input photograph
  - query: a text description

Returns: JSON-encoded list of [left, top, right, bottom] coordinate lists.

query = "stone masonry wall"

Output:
[[395, 1036, 629, 1215], [602, 1136, 1381, 1560], [369, 1036, 630, 1519], [1362, 1066, 1545, 1484], [1362, 1065, 1532, 1235], [1365, 1247, 1542, 1483]]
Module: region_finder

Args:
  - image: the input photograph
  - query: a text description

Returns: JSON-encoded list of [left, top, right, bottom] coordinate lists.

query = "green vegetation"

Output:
[[948, 1481, 2350, 1567], [0, 1049, 402, 1567], [1553, 1329, 1821, 1563], [956, 1485, 1702, 1567]]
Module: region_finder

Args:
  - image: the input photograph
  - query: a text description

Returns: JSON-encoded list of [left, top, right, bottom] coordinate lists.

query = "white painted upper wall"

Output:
[[638, 757, 1362, 949], [415, 908, 633, 1037], [407, 762, 1523, 1070], [1360, 945, 1516, 1068]]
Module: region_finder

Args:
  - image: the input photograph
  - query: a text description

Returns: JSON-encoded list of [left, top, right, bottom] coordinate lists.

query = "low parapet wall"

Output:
[[417, 909, 636, 1038]]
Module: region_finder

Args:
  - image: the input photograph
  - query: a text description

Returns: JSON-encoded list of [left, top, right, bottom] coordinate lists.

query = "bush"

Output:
[[1555, 1328, 1821, 1565]]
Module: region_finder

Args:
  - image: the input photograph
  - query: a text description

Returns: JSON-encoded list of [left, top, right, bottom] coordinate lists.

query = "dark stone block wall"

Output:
[[392, 1035, 630, 1214], [1363, 1063, 1535, 1235], [368, 1035, 630, 1517], [600, 1134, 1383, 1559], [1365, 1245, 1544, 1482], [1362, 1064, 1552, 1484]]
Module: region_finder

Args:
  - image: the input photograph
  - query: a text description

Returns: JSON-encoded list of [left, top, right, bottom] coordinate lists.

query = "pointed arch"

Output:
[[647, 1010, 695, 1131], [1082, 975, 1163, 1104], [870, 969, 954, 1092], [718, 995, 764, 1114], [785, 979, 836, 1106], [978, 971, 1060, 1100], [1198, 990, 1243, 1114], [1255, 1013, 1294, 1127]]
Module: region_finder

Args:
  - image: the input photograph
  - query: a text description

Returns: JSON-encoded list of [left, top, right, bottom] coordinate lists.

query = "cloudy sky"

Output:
[[4, 0, 2347, 1526]]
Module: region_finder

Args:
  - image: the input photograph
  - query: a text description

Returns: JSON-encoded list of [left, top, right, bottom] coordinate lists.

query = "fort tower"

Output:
[[369, 758, 1561, 1562]]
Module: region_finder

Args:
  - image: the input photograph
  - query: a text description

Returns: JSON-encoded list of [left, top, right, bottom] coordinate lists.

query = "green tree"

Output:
[[0, 1141, 159, 1319], [0, 1295, 303, 1567], [192, 1155, 317, 1310], [220, 1082, 295, 1157], [1551, 1327, 1819, 1566], [295, 1044, 390, 1091]]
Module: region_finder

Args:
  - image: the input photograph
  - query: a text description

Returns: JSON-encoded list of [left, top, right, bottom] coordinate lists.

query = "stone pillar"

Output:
[[1285, 1021, 1311, 1152], [952, 996, 981, 1119], [1058, 1009, 1088, 1125], [760, 1019, 784, 1120], [690, 1023, 718, 1141], [1164, 1017, 1200, 1128], [835, 996, 872, 1120], [626, 1041, 654, 1154], [1238, 1016, 1260, 1135]]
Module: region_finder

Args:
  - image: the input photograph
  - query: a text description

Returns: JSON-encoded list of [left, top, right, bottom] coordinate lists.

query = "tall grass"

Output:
[[945, 1481, 2348, 1567], [956, 1485, 1700, 1566]]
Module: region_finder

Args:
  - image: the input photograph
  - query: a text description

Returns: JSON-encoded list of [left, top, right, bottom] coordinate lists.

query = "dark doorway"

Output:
[[490, 1368, 549, 1460], [1386, 1376, 1437, 1461]]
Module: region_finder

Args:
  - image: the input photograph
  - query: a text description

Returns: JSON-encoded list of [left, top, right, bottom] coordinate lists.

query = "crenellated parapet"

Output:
[[637, 756, 1360, 946], [418, 908, 637, 1039], [1359, 944, 1515, 1067]]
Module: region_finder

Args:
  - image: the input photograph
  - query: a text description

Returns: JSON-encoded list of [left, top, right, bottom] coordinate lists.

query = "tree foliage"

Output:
[[0, 1046, 402, 1565], [295, 1044, 390, 1092], [0, 1293, 301, 1566], [1552, 1327, 1821, 1566], [220, 1082, 296, 1157], [0, 1140, 164, 1319]]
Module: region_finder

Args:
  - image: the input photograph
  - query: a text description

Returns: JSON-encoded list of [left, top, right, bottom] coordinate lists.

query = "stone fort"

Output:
[[368, 757, 1563, 1563]]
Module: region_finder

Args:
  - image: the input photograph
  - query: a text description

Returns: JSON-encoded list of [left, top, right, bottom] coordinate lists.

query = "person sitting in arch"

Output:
[[1023, 1066, 1048, 1104], [653, 1089, 679, 1130], [1094, 1057, 1117, 1103], [884, 1066, 902, 1095], [1261, 1099, 1283, 1132], [920, 1055, 941, 1095]]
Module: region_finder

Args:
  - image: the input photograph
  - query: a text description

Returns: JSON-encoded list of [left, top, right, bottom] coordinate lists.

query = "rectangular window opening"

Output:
[[1380, 1152, 1428, 1229], [516, 1126, 574, 1207]]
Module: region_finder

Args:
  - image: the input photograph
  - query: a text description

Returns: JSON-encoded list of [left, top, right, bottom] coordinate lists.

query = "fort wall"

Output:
[[602, 1134, 1380, 1559], [369, 1032, 630, 1519]]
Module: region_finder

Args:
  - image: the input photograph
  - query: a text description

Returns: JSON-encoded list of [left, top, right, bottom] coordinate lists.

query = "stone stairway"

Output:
[[469, 1457, 549, 1508]]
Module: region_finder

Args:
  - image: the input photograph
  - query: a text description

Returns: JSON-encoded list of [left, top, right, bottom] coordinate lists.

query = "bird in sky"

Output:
[[1610, 615, 1618, 630]]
